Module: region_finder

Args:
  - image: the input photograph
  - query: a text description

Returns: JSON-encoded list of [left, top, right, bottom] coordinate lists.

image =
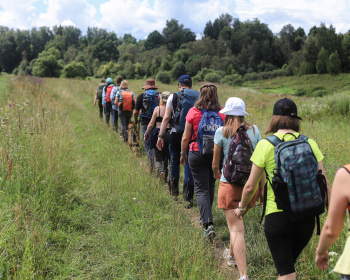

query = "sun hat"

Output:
[[106, 77, 113, 83], [219, 97, 249, 116], [179, 75, 192, 83], [142, 79, 159, 89], [273, 98, 302, 120], [161, 91, 171, 102]]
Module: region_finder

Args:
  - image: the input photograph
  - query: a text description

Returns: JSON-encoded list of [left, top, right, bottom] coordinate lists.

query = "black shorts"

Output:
[[264, 212, 315, 276]]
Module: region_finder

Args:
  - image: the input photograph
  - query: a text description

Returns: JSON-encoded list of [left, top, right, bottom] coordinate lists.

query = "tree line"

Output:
[[0, 14, 349, 84]]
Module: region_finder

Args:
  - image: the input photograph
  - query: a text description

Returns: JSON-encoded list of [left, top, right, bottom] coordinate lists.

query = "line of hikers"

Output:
[[94, 75, 350, 280]]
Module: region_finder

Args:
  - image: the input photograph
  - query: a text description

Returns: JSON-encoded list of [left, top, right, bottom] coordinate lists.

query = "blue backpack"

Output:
[[194, 109, 224, 155], [172, 89, 199, 132], [141, 90, 160, 119], [263, 133, 326, 233]]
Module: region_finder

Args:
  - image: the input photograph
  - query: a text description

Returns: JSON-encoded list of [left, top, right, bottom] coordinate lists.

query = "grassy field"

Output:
[[0, 74, 349, 279]]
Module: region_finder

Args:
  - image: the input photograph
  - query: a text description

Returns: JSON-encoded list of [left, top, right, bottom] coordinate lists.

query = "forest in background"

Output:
[[0, 14, 350, 85]]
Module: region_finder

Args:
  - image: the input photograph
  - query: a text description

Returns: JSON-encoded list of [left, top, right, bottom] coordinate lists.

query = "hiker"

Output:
[[212, 97, 262, 280], [134, 79, 160, 173], [144, 91, 171, 183], [316, 164, 350, 279], [102, 77, 115, 127], [94, 78, 106, 119], [156, 75, 199, 206], [110, 76, 123, 132], [115, 80, 136, 141], [180, 83, 225, 237], [234, 98, 331, 280]]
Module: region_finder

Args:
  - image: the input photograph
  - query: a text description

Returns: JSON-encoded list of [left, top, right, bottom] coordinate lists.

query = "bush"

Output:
[[156, 71, 171, 84], [62, 61, 88, 79], [171, 61, 186, 80], [220, 74, 243, 86], [204, 72, 220, 83], [193, 68, 213, 82]]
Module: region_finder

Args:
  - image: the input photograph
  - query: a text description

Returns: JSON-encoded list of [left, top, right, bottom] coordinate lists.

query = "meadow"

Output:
[[0, 73, 349, 279]]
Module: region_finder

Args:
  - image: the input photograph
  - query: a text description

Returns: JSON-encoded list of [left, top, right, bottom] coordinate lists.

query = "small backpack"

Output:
[[141, 90, 160, 118], [223, 125, 254, 186], [118, 91, 134, 112], [172, 89, 199, 132], [194, 108, 224, 155], [105, 85, 114, 103], [263, 133, 326, 233], [96, 83, 106, 99]]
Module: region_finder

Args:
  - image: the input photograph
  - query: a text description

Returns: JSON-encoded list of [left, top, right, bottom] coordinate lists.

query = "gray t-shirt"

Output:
[[214, 125, 261, 182]]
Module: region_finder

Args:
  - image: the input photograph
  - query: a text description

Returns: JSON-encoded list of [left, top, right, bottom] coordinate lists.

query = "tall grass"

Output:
[[0, 75, 348, 279]]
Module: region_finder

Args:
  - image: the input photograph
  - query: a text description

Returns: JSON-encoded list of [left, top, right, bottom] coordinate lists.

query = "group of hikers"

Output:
[[94, 75, 350, 280]]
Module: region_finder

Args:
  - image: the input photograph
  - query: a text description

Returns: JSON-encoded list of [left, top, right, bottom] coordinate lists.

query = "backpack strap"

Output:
[[260, 167, 272, 224], [264, 135, 281, 146], [343, 164, 350, 173]]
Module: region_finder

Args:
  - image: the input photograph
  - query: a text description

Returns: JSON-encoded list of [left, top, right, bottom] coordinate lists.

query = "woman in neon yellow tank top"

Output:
[[234, 98, 331, 280], [316, 164, 350, 279]]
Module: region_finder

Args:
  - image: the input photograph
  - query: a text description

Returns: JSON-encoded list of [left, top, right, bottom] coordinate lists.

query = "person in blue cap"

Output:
[[156, 75, 199, 207]]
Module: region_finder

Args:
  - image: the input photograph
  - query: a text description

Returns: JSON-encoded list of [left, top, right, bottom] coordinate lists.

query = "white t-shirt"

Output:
[[214, 125, 261, 182], [166, 93, 176, 132]]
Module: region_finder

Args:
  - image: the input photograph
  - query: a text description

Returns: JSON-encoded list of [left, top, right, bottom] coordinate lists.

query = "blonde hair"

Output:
[[223, 115, 255, 138], [120, 80, 128, 89]]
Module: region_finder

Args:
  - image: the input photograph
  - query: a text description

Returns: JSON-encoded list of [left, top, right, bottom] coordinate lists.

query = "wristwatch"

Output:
[[158, 134, 164, 139]]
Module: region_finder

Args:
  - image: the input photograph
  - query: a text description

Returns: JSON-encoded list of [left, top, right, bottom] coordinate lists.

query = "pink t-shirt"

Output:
[[186, 107, 226, 151]]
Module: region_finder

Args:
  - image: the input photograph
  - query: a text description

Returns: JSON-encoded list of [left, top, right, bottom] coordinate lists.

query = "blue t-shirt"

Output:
[[214, 125, 261, 182]]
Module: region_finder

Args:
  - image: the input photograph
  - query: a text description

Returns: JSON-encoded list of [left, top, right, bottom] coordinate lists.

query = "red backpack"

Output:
[[105, 85, 114, 103]]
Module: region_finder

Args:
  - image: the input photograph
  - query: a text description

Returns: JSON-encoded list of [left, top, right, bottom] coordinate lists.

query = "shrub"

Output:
[[327, 51, 341, 75], [220, 74, 243, 86], [171, 61, 186, 80], [204, 72, 220, 83], [62, 61, 88, 79], [156, 71, 171, 84]]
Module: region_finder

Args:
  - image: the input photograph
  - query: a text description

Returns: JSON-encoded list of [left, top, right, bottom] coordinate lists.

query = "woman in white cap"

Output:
[[144, 91, 171, 183], [212, 97, 262, 280]]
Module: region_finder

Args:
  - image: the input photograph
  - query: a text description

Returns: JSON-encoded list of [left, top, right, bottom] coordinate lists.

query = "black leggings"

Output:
[[264, 212, 315, 276]]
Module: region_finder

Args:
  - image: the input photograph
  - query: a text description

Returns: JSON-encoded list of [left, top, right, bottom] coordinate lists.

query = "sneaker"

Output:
[[223, 248, 237, 267], [204, 225, 216, 239], [199, 216, 203, 225]]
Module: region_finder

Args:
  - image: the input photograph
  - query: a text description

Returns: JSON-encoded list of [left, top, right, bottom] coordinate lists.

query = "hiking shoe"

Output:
[[223, 248, 237, 267], [184, 200, 193, 209], [204, 225, 216, 239]]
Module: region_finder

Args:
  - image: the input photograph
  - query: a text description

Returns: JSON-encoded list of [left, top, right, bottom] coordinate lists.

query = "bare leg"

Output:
[[279, 273, 296, 280], [224, 209, 248, 278]]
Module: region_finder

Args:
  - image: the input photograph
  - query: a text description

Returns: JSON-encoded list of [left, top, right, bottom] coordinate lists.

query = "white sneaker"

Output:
[[223, 248, 236, 267]]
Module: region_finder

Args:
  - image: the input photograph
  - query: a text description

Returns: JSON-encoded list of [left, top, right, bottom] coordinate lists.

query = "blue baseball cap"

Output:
[[179, 75, 191, 83], [106, 77, 113, 83]]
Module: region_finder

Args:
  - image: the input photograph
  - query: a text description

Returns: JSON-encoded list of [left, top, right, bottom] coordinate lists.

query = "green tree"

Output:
[[62, 61, 87, 78], [123, 34, 137, 45], [316, 47, 328, 74], [162, 19, 195, 51], [92, 40, 119, 62], [327, 51, 341, 75], [144, 30, 165, 50], [171, 61, 186, 79], [32, 47, 64, 77]]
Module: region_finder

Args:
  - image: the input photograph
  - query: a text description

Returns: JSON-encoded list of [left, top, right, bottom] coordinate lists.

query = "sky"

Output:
[[0, 0, 350, 39]]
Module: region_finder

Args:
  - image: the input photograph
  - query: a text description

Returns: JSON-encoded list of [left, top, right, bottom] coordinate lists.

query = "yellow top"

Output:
[[333, 219, 350, 275], [250, 132, 324, 216]]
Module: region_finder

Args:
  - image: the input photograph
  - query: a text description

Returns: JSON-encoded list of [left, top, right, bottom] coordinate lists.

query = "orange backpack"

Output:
[[105, 85, 114, 103], [118, 91, 134, 112]]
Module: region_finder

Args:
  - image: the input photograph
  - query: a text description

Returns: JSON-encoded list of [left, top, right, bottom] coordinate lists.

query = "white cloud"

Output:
[[0, 0, 38, 29]]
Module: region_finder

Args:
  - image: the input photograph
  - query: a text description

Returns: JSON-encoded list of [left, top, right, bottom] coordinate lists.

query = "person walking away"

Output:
[[133, 79, 160, 173], [94, 78, 106, 119], [156, 75, 198, 206], [110, 76, 123, 132], [102, 77, 114, 127], [180, 83, 225, 237], [212, 97, 263, 280], [234, 98, 331, 280], [316, 164, 350, 279], [144, 91, 171, 183], [115, 80, 136, 141]]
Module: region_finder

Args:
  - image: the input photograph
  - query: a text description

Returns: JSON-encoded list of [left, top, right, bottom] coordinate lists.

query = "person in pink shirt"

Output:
[[180, 83, 225, 238]]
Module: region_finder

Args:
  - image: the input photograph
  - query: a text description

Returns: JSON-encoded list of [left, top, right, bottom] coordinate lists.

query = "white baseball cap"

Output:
[[219, 97, 249, 116]]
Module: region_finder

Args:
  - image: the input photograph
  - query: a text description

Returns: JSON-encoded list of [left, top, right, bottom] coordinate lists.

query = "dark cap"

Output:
[[179, 75, 192, 83], [273, 98, 302, 120]]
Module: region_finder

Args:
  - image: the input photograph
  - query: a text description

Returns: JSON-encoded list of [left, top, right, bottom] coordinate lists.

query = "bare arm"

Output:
[[144, 107, 159, 140], [180, 121, 192, 166], [133, 109, 139, 124], [212, 143, 222, 180], [156, 106, 172, 151], [318, 161, 332, 207], [316, 167, 350, 269], [234, 163, 264, 218]]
